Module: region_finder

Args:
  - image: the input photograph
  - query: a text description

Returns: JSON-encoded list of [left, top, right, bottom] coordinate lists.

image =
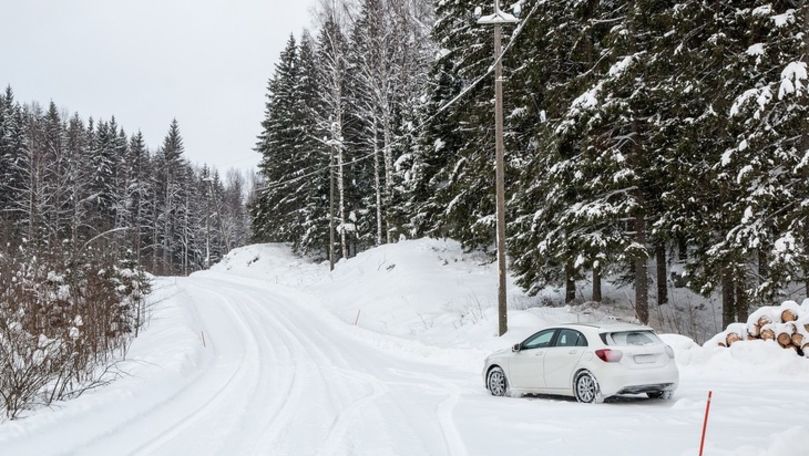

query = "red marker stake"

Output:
[[699, 390, 713, 456]]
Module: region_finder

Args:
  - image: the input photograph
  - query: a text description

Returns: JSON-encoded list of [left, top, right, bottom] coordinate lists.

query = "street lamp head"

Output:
[[477, 0, 520, 26], [477, 12, 519, 26]]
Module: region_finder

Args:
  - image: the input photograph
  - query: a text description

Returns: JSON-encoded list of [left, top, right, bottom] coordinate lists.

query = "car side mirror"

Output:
[[512, 343, 522, 352]]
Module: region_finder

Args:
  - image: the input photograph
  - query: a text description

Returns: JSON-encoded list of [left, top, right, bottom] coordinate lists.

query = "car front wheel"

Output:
[[574, 371, 603, 404], [487, 366, 509, 397]]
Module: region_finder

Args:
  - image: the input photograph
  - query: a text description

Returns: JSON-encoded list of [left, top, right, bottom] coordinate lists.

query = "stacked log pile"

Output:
[[712, 301, 809, 358]]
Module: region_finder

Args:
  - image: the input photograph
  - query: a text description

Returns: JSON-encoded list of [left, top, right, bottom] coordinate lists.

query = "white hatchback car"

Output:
[[483, 323, 678, 403]]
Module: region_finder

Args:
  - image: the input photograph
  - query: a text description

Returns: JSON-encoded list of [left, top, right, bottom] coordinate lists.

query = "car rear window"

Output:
[[599, 330, 661, 346]]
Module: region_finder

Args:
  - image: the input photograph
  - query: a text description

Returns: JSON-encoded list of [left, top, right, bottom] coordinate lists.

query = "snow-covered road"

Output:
[[2, 272, 807, 455]]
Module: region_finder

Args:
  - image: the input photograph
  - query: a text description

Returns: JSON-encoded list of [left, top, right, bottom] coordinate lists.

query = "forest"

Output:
[[0, 88, 249, 417], [252, 0, 809, 329]]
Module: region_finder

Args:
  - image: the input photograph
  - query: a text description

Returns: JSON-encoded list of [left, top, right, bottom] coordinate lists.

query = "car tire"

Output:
[[574, 371, 604, 404], [647, 391, 673, 400], [487, 366, 509, 397]]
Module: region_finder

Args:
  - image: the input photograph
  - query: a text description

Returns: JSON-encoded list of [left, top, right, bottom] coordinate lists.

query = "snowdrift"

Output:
[[213, 239, 809, 379], [210, 239, 627, 358]]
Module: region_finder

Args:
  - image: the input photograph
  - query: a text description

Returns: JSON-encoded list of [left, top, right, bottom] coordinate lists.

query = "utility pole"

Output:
[[478, 1, 518, 337]]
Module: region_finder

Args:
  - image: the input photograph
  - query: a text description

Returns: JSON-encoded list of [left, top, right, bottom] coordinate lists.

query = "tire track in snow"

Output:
[[127, 284, 262, 455], [383, 368, 471, 456], [238, 280, 451, 456], [192, 280, 306, 455], [206, 277, 417, 456], [63, 282, 242, 456], [238, 285, 384, 455]]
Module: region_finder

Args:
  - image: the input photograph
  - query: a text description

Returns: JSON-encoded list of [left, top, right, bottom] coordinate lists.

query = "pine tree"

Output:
[[295, 31, 332, 257], [126, 131, 151, 259], [251, 35, 302, 244], [411, 0, 498, 247], [0, 87, 26, 238], [156, 119, 187, 274]]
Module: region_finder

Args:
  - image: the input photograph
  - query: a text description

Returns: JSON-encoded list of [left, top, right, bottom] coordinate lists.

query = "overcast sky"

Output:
[[1, 0, 315, 173]]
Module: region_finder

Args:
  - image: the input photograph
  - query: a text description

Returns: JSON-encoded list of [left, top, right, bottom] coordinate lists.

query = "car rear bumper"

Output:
[[597, 364, 679, 398]]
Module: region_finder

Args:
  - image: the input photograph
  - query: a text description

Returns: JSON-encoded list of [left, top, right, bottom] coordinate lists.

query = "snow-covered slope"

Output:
[[208, 239, 628, 358], [2, 239, 808, 455], [211, 239, 809, 377]]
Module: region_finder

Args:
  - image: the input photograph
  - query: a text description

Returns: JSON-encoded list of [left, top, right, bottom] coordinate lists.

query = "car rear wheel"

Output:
[[487, 367, 509, 397], [574, 371, 603, 404], [647, 391, 673, 400]]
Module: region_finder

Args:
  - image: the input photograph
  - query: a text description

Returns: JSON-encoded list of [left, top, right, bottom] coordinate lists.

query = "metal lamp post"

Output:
[[477, 1, 518, 337]]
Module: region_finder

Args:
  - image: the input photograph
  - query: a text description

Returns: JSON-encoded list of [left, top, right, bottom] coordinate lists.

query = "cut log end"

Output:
[[726, 333, 742, 347], [781, 309, 798, 323], [791, 333, 804, 348], [777, 333, 792, 348], [760, 329, 775, 341]]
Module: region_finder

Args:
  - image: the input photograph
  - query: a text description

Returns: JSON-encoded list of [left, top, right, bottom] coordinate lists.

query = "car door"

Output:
[[509, 329, 556, 391], [542, 329, 588, 393]]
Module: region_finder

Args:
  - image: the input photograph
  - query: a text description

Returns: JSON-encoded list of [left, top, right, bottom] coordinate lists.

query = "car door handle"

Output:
[[568, 350, 577, 355]]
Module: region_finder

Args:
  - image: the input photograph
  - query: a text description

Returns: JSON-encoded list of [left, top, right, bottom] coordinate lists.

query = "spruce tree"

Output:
[[251, 35, 301, 244]]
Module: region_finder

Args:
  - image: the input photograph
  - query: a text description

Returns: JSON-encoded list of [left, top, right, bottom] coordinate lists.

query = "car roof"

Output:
[[555, 321, 654, 333]]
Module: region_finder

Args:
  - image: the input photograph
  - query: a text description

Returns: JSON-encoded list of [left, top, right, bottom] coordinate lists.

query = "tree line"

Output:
[[0, 87, 250, 275], [254, 0, 809, 328], [0, 87, 249, 417]]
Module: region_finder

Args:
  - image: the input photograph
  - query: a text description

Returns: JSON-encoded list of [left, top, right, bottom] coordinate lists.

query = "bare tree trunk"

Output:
[[328, 149, 336, 271], [804, 237, 809, 298], [382, 115, 394, 244], [677, 238, 687, 261], [758, 248, 768, 286], [373, 124, 383, 246], [721, 266, 736, 328], [634, 212, 649, 324], [337, 143, 348, 260], [152, 199, 159, 272], [565, 260, 576, 304], [592, 264, 602, 302], [655, 242, 668, 306], [735, 272, 749, 323], [164, 172, 172, 274]]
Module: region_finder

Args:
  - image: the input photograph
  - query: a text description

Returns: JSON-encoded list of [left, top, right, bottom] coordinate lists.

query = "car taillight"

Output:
[[595, 349, 623, 363], [665, 345, 675, 359]]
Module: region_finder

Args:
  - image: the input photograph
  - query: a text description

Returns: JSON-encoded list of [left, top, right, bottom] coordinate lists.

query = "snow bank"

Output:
[[209, 239, 630, 366], [213, 240, 809, 379], [0, 278, 206, 443], [208, 243, 321, 287], [660, 334, 809, 380]]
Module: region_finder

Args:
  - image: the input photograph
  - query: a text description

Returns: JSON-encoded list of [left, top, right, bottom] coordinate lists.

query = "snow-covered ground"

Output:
[[1, 239, 808, 455]]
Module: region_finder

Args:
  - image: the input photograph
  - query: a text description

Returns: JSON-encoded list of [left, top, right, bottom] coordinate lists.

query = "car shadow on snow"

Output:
[[517, 393, 671, 406]]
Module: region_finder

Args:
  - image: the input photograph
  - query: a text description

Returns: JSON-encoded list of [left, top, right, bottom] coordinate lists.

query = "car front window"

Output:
[[521, 329, 555, 350]]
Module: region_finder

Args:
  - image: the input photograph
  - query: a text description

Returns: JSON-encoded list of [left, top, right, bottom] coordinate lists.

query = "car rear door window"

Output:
[[555, 329, 587, 347], [521, 329, 556, 350]]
